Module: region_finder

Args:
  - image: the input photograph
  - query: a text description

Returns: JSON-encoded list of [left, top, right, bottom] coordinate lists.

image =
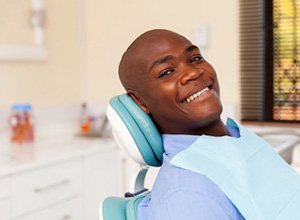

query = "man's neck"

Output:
[[160, 118, 231, 136], [190, 118, 230, 137], [201, 120, 230, 136]]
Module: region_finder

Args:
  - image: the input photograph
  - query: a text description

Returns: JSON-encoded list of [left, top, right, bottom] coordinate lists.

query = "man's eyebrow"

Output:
[[149, 45, 199, 71], [185, 45, 199, 53], [149, 55, 175, 71]]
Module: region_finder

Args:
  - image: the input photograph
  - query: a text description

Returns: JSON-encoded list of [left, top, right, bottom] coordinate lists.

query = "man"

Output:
[[118, 29, 244, 219]]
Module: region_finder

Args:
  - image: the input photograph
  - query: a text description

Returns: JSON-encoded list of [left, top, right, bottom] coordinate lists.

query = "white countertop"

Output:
[[0, 104, 119, 178], [0, 132, 118, 178], [0, 116, 299, 178]]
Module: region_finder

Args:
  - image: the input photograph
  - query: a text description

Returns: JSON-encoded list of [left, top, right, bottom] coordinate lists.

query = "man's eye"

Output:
[[159, 69, 175, 78], [190, 55, 203, 63]]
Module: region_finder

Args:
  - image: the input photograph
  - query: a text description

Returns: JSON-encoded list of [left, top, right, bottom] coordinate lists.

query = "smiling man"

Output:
[[119, 29, 244, 219]]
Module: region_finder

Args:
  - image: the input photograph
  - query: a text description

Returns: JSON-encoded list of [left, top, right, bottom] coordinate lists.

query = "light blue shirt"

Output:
[[137, 126, 245, 220]]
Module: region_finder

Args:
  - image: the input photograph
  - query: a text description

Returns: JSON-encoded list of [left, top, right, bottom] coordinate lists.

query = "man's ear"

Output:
[[128, 92, 150, 114]]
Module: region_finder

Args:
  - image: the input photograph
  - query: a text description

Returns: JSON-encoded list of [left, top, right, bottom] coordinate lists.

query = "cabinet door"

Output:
[[0, 199, 10, 220], [83, 149, 121, 220], [0, 177, 10, 220], [11, 159, 81, 217], [0, 177, 9, 199], [16, 198, 82, 220]]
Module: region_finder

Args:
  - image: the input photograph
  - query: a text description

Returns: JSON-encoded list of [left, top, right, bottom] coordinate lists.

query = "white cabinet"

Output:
[[0, 177, 10, 199], [0, 199, 10, 220], [83, 150, 121, 220], [0, 141, 121, 220], [0, 177, 11, 220], [11, 159, 82, 217], [17, 198, 83, 220]]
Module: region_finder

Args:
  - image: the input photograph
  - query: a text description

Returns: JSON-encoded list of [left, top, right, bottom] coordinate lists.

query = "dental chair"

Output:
[[102, 94, 164, 220]]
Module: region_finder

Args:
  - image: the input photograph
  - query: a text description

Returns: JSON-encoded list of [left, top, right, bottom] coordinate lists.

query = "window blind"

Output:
[[240, 0, 300, 122], [240, 0, 267, 121]]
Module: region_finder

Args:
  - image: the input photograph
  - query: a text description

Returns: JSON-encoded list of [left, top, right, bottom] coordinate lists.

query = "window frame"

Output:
[[240, 0, 300, 123]]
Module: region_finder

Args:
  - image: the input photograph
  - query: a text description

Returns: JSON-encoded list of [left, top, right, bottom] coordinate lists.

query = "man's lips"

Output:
[[181, 84, 213, 103], [183, 87, 209, 103]]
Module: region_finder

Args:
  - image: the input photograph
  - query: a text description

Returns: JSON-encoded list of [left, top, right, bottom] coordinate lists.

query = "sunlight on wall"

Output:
[[0, 0, 239, 113]]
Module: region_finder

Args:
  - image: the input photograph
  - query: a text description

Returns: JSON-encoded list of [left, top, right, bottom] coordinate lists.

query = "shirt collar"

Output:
[[162, 119, 240, 159]]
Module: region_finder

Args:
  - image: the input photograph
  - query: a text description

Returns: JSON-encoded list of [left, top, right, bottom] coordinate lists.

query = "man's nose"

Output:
[[180, 66, 204, 85]]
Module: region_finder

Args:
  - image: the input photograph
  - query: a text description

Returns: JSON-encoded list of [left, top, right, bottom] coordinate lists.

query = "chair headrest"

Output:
[[106, 94, 163, 167]]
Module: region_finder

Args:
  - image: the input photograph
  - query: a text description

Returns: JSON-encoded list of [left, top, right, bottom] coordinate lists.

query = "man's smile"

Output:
[[181, 83, 214, 104], [183, 87, 210, 103]]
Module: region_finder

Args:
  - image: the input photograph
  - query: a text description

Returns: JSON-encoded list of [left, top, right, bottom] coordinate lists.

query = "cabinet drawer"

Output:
[[11, 159, 82, 217], [0, 199, 10, 220], [0, 177, 9, 199], [17, 198, 82, 220]]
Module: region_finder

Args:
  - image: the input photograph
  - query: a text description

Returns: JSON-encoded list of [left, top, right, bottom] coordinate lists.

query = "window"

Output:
[[240, 0, 300, 122]]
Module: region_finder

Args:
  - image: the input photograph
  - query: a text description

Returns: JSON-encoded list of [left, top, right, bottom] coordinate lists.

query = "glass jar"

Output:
[[10, 104, 34, 144], [80, 102, 91, 134]]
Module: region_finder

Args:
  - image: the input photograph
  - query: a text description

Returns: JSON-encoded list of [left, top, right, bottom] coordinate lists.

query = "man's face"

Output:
[[130, 32, 223, 134]]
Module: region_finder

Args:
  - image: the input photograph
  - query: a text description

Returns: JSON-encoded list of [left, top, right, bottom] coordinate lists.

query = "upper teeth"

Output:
[[185, 87, 209, 103]]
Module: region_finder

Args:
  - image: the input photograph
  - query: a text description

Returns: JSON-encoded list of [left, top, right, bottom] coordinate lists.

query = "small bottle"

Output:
[[9, 104, 34, 144], [80, 103, 90, 134]]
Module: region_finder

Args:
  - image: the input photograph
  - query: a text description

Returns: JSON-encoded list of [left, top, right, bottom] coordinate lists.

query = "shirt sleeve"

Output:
[[154, 190, 236, 220]]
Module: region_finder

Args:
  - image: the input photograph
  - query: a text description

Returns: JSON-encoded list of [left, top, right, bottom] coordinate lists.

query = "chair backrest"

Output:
[[102, 94, 164, 220], [106, 94, 164, 166]]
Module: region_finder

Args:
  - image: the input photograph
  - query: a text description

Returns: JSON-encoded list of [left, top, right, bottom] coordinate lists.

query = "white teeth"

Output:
[[185, 87, 209, 103]]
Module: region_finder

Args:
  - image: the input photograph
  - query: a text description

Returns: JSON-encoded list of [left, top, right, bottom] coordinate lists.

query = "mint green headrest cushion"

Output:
[[107, 94, 163, 166]]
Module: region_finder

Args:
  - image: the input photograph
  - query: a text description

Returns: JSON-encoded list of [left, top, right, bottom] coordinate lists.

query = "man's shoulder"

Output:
[[138, 159, 244, 220], [152, 158, 229, 202]]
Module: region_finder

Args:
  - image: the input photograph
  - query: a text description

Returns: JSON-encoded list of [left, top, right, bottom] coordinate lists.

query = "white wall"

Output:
[[0, 0, 240, 116], [85, 0, 240, 107], [0, 0, 82, 109]]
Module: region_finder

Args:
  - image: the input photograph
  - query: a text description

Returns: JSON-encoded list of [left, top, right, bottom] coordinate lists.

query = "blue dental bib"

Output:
[[171, 119, 300, 220]]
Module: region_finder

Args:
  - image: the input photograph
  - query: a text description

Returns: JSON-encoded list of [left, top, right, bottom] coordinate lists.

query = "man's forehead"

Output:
[[128, 32, 191, 66], [131, 30, 190, 53], [119, 30, 192, 89]]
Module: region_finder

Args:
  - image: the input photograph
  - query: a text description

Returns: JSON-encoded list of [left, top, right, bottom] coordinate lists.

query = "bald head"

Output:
[[118, 29, 191, 92], [117, 29, 224, 135]]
